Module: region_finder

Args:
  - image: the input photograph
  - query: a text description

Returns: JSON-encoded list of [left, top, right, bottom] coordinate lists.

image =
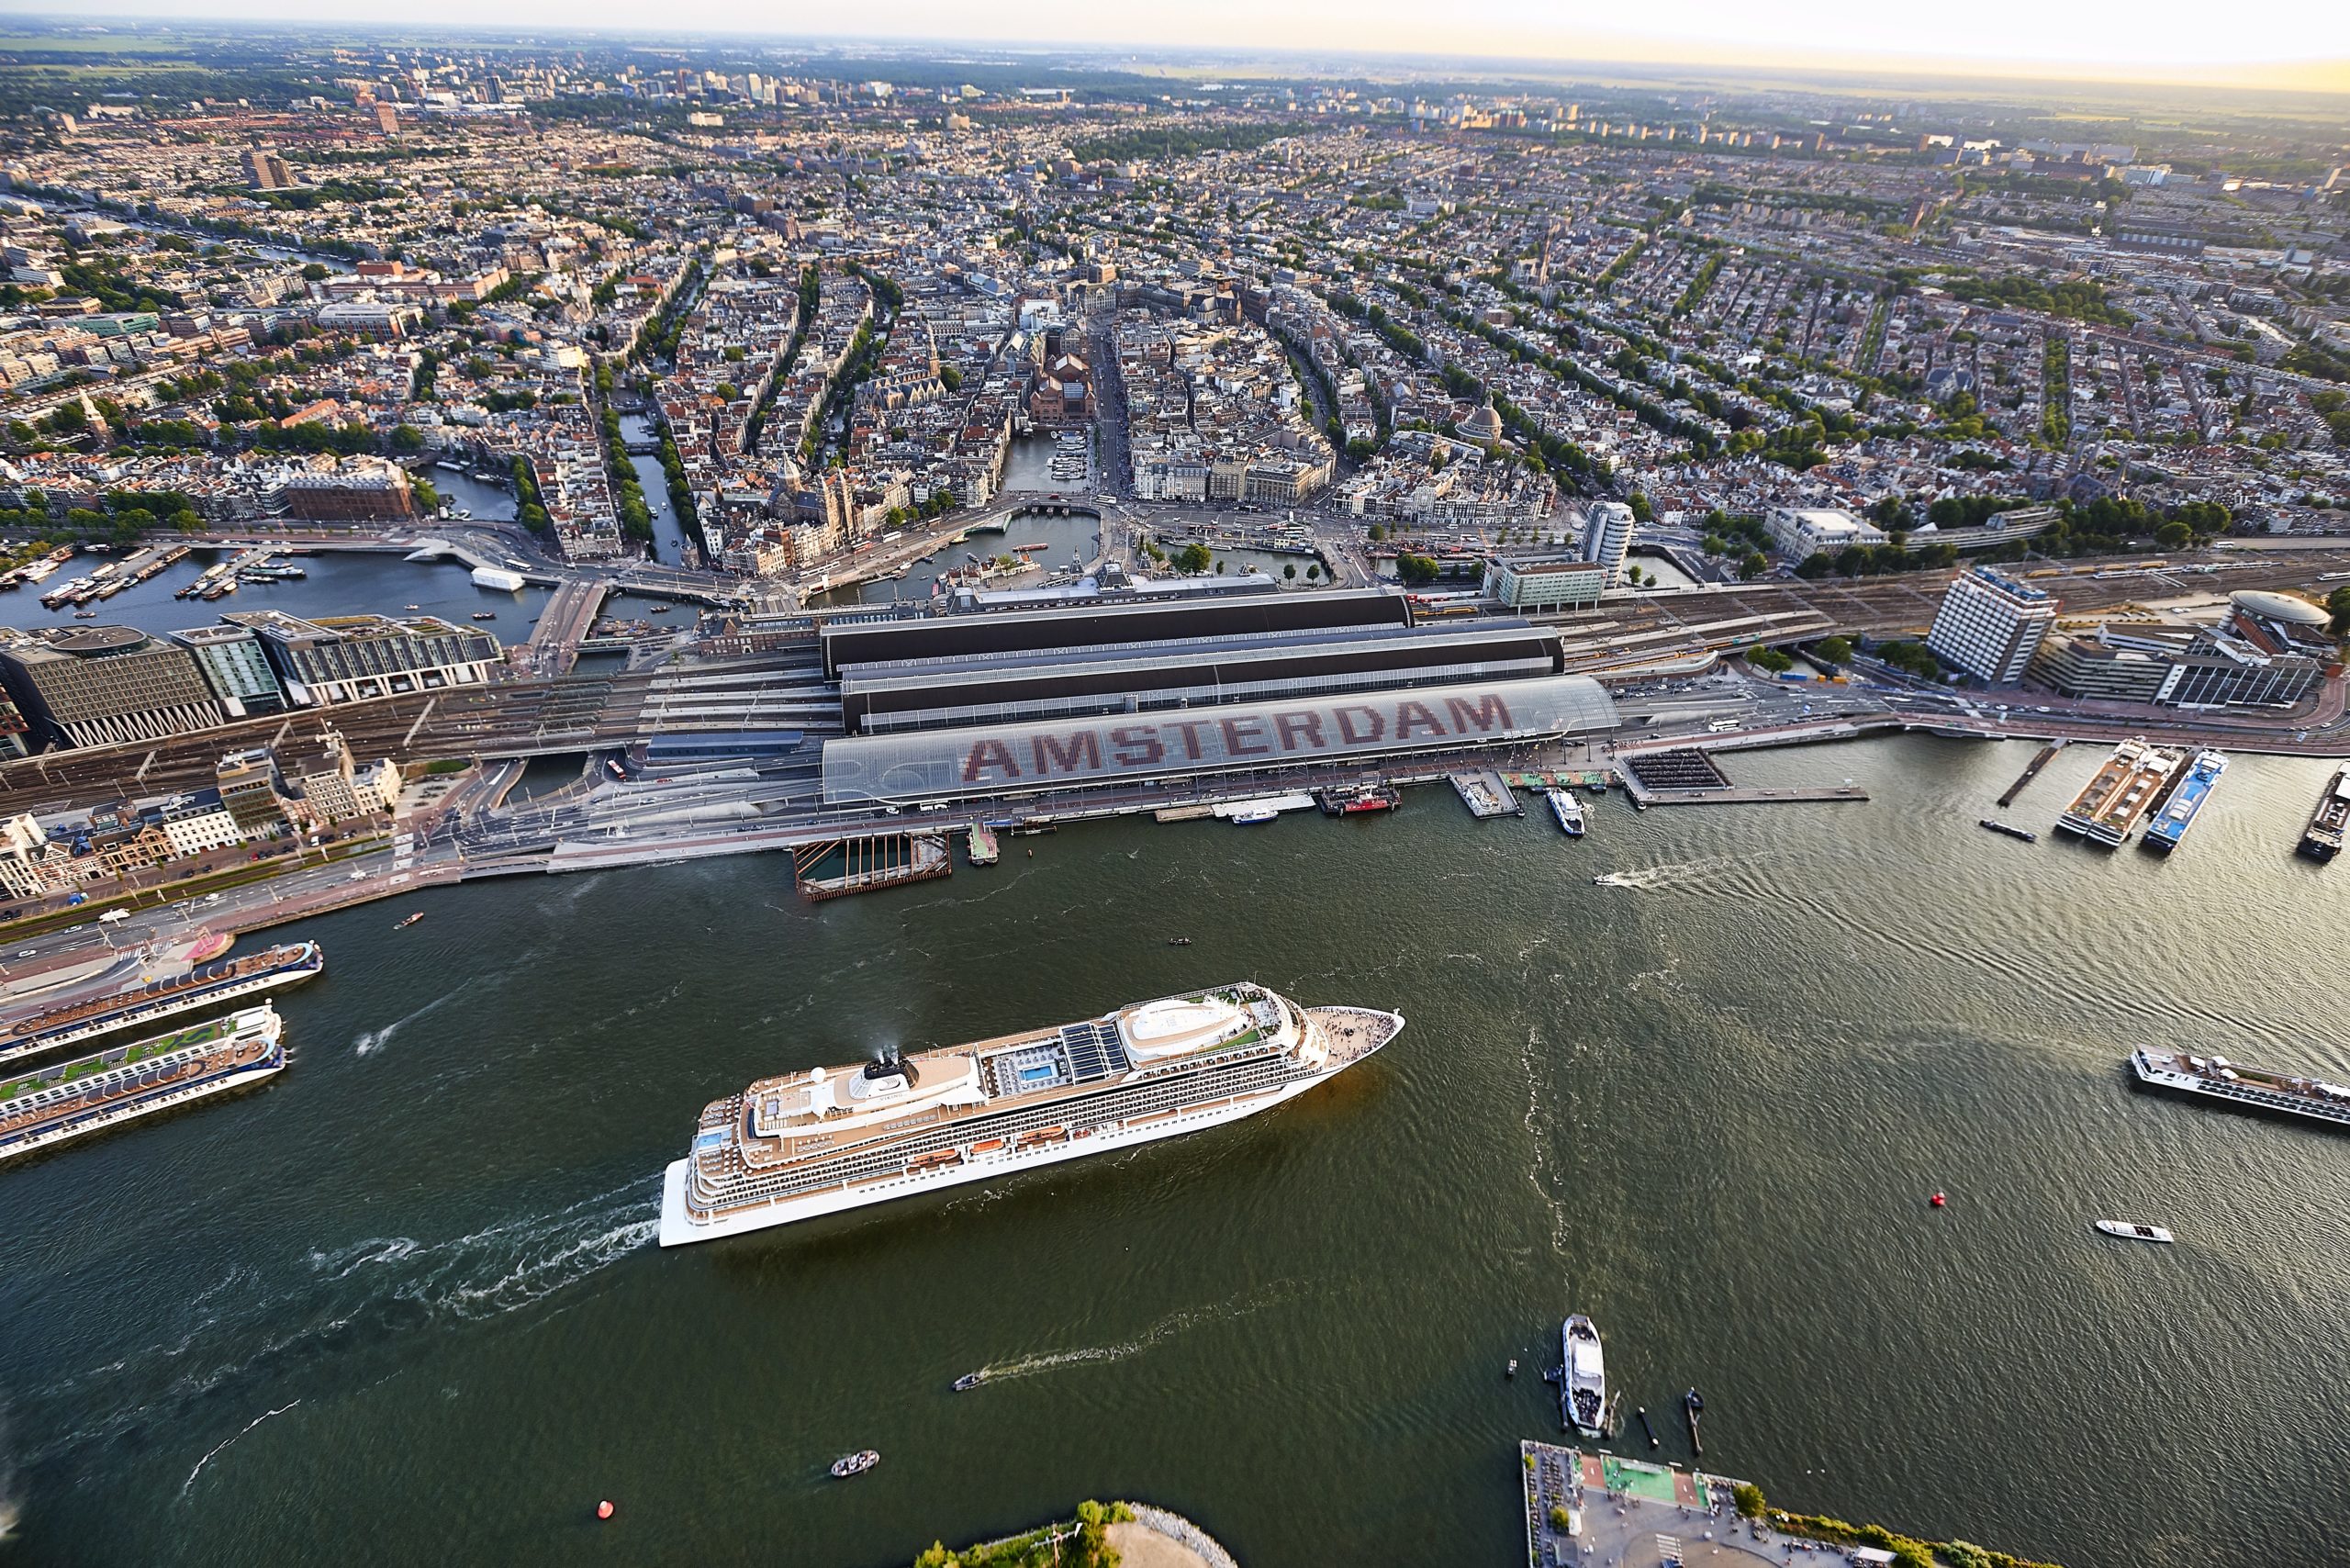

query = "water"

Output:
[[1002, 431, 1091, 493], [815, 514, 1102, 609], [617, 414, 699, 568], [0, 551, 555, 642], [3, 735, 2346, 1567]]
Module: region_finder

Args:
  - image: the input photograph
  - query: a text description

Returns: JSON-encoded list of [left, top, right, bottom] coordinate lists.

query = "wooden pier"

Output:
[[1997, 739, 2065, 807], [790, 833, 952, 902]]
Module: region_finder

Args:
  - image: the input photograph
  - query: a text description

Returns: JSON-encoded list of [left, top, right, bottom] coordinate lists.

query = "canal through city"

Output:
[[3, 734, 2346, 1567]]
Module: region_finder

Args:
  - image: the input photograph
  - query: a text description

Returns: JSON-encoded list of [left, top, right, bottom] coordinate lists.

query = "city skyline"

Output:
[[6, 4, 2349, 92]]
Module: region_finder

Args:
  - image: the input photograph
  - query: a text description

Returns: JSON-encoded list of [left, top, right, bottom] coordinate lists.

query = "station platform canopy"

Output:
[[820, 673, 1617, 807]]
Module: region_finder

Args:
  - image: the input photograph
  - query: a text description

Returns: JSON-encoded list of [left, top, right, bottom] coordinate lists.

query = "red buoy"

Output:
[[596, 1501, 615, 1521], [1930, 1192, 1947, 1208]]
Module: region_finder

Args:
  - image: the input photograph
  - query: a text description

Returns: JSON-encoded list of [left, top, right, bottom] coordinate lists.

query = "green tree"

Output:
[[1397, 553, 1440, 585], [1176, 542, 1213, 575], [1733, 1483, 1766, 1519], [1815, 636, 1853, 666], [1750, 646, 1794, 673], [300, 263, 330, 282], [390, 423, 425, 452], [2154, 520, 2191, 549], [2328, 584, 2350, 636], [1627, 490, 1654, 523], [1282, 562, 1297, 579]]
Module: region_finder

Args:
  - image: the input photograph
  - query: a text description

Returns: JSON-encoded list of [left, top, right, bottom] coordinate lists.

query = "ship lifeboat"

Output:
[[1015, 1126, 1067, 1148], [969, 1138, 1007, 1156]]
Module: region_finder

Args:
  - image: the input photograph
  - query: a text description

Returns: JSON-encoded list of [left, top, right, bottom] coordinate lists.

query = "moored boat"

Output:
[[1561, 1314, 1606, 1438], [1546, 789, 1586, 837]]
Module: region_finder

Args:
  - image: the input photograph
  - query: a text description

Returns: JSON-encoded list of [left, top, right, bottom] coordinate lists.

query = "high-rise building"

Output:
[[239, 146, 295, 191], [374, 101, 400, 135], [1926, 566, 2057, 685], [1580, 501, 1635, 588], [0, 627, 226, 750]]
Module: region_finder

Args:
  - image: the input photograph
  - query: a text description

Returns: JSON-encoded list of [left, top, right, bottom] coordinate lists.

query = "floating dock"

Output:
[[1212, 792, 1316, 821], [0, 942, 322, 1069], [2141, 749, 2226, 855], [1449, 769, 1521, 819], [966, 823, 1001, 866], [0, 1005, 286, 1164], [2055, 737, 2179, 847], [2130, 1047, 2350, 1131], [1997, 739, 2065, 807]]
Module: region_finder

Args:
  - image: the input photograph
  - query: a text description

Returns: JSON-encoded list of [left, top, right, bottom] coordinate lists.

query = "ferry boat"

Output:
[[0, 942, 322, 1069], [2129, 1047, 2350, 1131], [2093, 1219, 2175, 1244], [2142, 749, 2226, 855], [0, 1006, 285, 1164], [1546, 790, 1586, 837], [658, 982, 1404, 1247], [1561, 1315, 1606, 1438], [2296, 767, 2349, 861]]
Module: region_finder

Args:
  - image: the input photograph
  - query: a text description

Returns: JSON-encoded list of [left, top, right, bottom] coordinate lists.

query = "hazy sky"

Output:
[[17, 0, 2350, 89]]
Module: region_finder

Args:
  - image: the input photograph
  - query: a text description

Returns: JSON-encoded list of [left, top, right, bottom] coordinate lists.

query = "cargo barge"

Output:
[[2129, 1047, 2350, 1132], [2296, 767, 2349, 862], [0, 942, 322, 1068], [2141, 749, 2226, 855], [0, 1005, 285, 1164], [2055, 738, 2179, 847]]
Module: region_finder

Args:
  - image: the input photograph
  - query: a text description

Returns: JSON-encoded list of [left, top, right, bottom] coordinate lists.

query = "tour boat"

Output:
[[1561, 1315, 1606, 1438], [2093, 1219, 2175, 1244], [829, 1450, 880, 1478]]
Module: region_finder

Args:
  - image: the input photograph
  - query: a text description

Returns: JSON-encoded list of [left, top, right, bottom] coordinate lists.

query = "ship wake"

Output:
[[1590, 856, 1729, 891], [975, 1280, 1306, 1383]]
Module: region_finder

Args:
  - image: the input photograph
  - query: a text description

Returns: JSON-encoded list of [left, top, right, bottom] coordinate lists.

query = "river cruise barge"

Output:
[[2129, 1047, 2350, 1131], [2056, 738, 2178, 847], [2142, 750, 2226, 855], [0, 1005, 285, 1163], [2297, 767, 2350, 861], [659, 982, 1403, 1247], [0, 943, 321, 1068]]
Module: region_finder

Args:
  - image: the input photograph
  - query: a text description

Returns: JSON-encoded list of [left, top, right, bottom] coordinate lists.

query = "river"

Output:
[[1, 735, 2345, 1567]]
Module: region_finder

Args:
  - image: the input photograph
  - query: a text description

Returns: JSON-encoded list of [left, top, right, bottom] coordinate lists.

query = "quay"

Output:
[[1997, 739, 2066, 808], [0, 941, 322, 1068], [1452, 768, 1523, 819], [1522, 1442, 1764, 1568], [1626, 783, 1869, 808]]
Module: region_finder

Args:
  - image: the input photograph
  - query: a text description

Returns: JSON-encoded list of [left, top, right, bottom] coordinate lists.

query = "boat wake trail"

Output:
[[179, 1401, 298, 1498], [0, 1400, 20, 1543], [1591, 857, 1730, 891], [1518, 1026, 1572, 1259], [32, 1180, 660, 1472], [977, 1281, 1306, 1383]]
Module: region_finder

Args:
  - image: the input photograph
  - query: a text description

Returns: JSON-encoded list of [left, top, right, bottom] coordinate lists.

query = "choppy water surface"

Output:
[[2, 735, 2346, 1567]]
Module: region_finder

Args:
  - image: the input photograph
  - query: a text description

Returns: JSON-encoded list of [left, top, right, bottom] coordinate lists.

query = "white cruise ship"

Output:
[[659, 982, 1403, 1247]]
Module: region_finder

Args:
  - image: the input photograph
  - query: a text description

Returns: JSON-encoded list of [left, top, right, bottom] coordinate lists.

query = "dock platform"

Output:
[[1627, 784, 1869, 808], [1619, 749, 1731, 793], [1450, 769, 1522, 819], [790, 833, 952, 902], [1997, 739, 2065, 807], [1522, 1442, 1767, 1568]]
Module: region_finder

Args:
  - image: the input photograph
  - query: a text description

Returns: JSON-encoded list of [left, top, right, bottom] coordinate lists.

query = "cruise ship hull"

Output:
[[659, 1005, 1399, 1248]]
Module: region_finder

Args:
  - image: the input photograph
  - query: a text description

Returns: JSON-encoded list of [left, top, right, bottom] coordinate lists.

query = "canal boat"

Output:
[[1228, 805, 1280, 825], [394, 913, 424, 930], [2093, 1219, 2175, 1243], [1561, 1315, 1606, 1438]]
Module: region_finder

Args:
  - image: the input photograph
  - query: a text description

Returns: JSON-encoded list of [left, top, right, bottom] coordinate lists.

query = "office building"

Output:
[[1926, 566, 2057, 685], [0, 626, 226, 749], [1765, 507, 1887, 560], [1580, 502, 1635, 587], [1483, 553, 1607, 611], [216, 747, 293, 838], [170, 624, 287, 719], [225, 611, 501, 705], [2028, 622, 2323, 710]]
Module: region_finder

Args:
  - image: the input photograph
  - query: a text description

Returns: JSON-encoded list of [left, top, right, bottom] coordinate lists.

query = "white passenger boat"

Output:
[[1561, 1314, 1606, 1438], [1546, 789, 1585, 837], [2093, 1219, 2175, 1243]]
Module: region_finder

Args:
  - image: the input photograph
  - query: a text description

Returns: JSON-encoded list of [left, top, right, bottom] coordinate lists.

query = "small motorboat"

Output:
[[1505, 1359, 1518, 1379], [829, 1450, 880, 1478], [471, 610, 497, 621], [651, 605, 674, 614], [952, 1372, 984, 1393], [2094, 1219, 2175, 1244], [1228, 806, 1279, 825], [395, 912, 424, 930], [402, 603, 421, 610], [1167, 936, 1192, 946]]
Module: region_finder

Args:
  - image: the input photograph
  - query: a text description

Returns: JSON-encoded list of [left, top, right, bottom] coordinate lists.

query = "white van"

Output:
[[97, 908, 130, 924]]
